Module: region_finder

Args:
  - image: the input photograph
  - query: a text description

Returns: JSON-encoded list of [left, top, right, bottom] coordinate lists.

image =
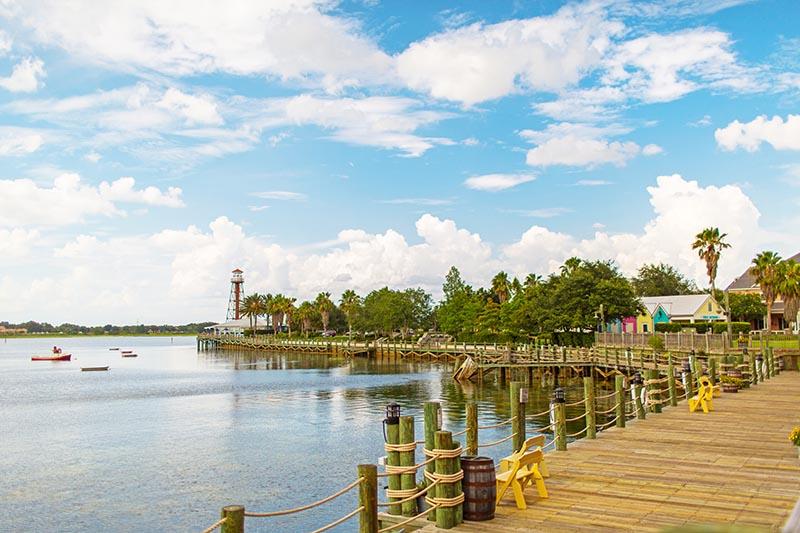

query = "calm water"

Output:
[[0, 336, 608, 532]]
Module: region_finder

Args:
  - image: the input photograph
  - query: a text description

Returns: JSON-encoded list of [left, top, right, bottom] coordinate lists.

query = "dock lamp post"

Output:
[[383, 402, 400, 443], [553, 387, 565, 403]]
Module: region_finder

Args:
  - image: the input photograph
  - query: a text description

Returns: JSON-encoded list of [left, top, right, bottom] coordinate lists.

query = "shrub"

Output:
[[655, 323, 683, 333], [711, 322, 751, 335], [648, 335, 665, 353]]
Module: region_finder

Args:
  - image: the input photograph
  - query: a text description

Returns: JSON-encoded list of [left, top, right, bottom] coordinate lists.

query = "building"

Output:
[[726, 252, 800, 330], [205, 318, 269, 336], [0, 326, 27, 334], [616, 294, 726, 333]]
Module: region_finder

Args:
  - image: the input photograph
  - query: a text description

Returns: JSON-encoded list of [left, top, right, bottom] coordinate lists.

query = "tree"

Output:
[[339, 289, 362, 338], [491, 271, 511, 304], [295, 302, 316, 337], [315, 292, 335, 331], [241, 293, 265, 335], [750, 251, 782, 331], [631, 263, 698, 296], [283, 296, 297, 337], [778, 260, 800, 330], [692, 227, 731, 296], [724, 292, 767, 323]]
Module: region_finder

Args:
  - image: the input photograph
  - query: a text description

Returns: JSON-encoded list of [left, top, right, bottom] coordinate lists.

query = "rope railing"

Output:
[[526, 407, 553, 418], [378, 504, 441, 533], [378, 456, 435, 478], [200, 517, 228, 533], [311, 506, 363, 533], [566, 427, 587, 438], [564, 412, 587, 423], [378, 480, 438, 506], [477, 415, 516, 430], [477, 432, 517, 448], [594, 390, 618, 400], [596, 416, 619, 430], [564, 398, 586, 407], [595, 402, 621, 415], [243, 477, 363, 517]]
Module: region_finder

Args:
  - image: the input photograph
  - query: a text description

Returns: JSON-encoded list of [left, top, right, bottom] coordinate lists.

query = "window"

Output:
[[642, 324, 648, 332], [708, 303, 712, 312]]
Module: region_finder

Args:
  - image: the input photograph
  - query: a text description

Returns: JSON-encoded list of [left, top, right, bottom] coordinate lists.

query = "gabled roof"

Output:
[[726, 252, 800, 291], [640, 295, 713, 318]]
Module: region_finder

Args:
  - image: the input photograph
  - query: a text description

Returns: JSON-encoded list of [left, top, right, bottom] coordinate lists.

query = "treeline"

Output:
[[0, 321, 215, 335]]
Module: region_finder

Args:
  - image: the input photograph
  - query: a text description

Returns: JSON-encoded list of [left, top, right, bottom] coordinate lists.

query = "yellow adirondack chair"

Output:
[[499, 435, 549, 478], [496, 450, 548, 509], [688, 375, 714, 413]]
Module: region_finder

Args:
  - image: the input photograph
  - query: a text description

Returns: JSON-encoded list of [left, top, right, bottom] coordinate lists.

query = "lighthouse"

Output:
[[226, 269, 245, 321]]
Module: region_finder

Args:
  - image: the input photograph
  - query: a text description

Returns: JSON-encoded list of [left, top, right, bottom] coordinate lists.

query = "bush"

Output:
[[648, 335, 665, 353], [655, 323, 683, 333], [711, 322, 751, 335]]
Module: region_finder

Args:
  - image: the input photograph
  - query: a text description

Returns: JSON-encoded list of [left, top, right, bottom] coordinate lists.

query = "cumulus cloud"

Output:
[[0, 228, 39, 258], [0, 57, 45, 92], [521, 122, 643, 168], [0, 173, 184, 227], [0, 127, 43, 155], [642, 143, 663, 155], [715, 114, 800, 152], [463, 173, 536, 192], [396, 3, 622, 106]]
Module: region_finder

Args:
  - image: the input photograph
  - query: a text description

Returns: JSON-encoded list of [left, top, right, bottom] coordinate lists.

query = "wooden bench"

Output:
[[499, 435, 549, 478], [496, 450, 548, 510]]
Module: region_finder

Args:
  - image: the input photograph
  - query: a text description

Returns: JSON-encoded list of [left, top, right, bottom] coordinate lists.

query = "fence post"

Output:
[[510, 381, 526, 452], [708, 357, 717, 385], [554, 400, 567, 451], [434, 431, 458, 529], [633, 376, 646, 420], [646, 369, 661, 414], [615, 374, 626, 428], [466, 402, 478, 456], [358, 464, 378, 533], [667, 356, 677, 407], [423, 402, 440, 521], [220, 505, 244, 533], [399, 416, 417, 517], [584, 376, 596, 439], [768, 347, 775, 377]]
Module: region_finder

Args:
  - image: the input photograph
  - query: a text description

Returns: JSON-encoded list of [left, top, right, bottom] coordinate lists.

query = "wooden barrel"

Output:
[[461, 456, 496, 521]]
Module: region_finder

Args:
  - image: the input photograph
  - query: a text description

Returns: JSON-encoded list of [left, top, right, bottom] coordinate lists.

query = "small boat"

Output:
[[121, 350, 133, 354], [32, 354, 72, 361], [109, 348, 120, 351], [121, 353, 138, 358], [81, 366, 109, 372]]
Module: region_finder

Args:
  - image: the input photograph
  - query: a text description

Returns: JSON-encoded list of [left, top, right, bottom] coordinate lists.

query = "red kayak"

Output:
[[32, 354, 72, 361]]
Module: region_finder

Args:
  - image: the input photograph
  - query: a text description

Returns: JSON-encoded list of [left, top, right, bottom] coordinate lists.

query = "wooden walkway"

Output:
[[422, 372, 800, 532]]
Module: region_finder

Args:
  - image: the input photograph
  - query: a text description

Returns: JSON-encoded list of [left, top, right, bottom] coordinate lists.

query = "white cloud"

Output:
[[642, 143, 663, 155], [381, 198, 454, 206], [250, 191, 306, 201], [0, 173, 184, 227], [0, 228, 39, 258], [715, 114, 800, 152], [84, 151, 101, 163], [0, 30, 12, 55], [0, 57, 45, 92], [4, 0, 392, 92], [576, 179, 612, 186], [157, 88, 223, 126], [0, 127, 43, 155], [689, 114, 712, 127], [464, 173, 536, 192], [521, 122, 646, 168], [396, 3, 622, 105]]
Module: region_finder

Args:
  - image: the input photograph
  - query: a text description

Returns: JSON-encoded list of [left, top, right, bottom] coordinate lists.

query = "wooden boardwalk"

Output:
[[422, 372, 800, 532]]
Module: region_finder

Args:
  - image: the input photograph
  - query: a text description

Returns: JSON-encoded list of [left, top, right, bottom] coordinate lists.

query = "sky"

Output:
[[0, 0, 798, 325]]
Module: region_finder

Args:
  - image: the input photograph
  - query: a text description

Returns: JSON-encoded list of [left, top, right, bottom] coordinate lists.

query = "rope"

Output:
[[594, 390, 618, 400], [425, 493, 465, 508], [451, 428, 468, 437], [565, 413, 586, 423], [380, 457, 435, 477], [384, 442, 417, 453], [378, 504, 440, 533], [200, 517, 228, 533], [526, 407, 552, 418], [477, 432, 516, 448], [424, 469, 465, 484], [564, 399, 586, 407], [478, 416, 516, 430], [385, 487, 419, 499], [379, 481, 439, 506], [310, 506, 363, 533], [596, 402, 620, 415], [243, 477, 363, 517], [541, 439, 557, 451], [596, 416, 619, 430], [422, 445, 463, 459], [566, 427, 587, 438]]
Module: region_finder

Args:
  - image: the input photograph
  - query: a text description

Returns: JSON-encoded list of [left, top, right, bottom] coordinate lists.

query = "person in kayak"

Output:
[[52, 346, 62, 354]]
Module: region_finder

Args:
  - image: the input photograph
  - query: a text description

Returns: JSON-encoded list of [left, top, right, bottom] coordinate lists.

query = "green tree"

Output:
[[339, 289, 362, 338], [315, 292, 335, 331], [491, 271, 511, 304], [692, 227, 731, 296], [241, 293, 265, 335], [631, 263, 698, 296], [750, 251, 782, 331], [295, 301, 317, 337], [778, 260, 800, 330], [724, 292, 767, 323], [283, 296, 297, 337]]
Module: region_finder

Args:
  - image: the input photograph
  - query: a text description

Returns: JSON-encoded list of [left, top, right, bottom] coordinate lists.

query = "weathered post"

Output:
[[768, 347, 775, 377], [553, 388, 567, 451], [510, 381, 526, 452], [584, 376, 596, 439], [358, 464, 378, 533], [423, 402, 440, 521], [708, 357, 717, 385], [434, 431, 458, 529], [220, 505, 244, 533], [646, 369, 661, 414], [399, 416, 418, 517], [667, 356, 677, 407], [466, 402, 478, 456], [385, 407, 401, 515], [633, 373, 646, 420], [615, 374, 626, 428]]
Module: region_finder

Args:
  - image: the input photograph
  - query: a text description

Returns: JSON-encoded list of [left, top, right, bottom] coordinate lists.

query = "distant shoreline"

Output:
[[0, 332, 199, 339]]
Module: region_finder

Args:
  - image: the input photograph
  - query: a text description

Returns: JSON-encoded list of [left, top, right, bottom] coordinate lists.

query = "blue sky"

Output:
[[0, 0, 798, 324]]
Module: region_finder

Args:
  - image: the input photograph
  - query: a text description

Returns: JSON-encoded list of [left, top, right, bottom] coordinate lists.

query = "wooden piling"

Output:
[[423, 402, 440, 521], [386, 417, 401, 515], [554, 401, 567, 451], [667, 358, 677, 407], [634, 380, 646, 420], [399, 416, 417, 517], [709, 357, 717, 385], [584, 376, 596, 439], [510, 381, 526, 452], [646, 369, 661, 414], [434, 431, 457, 529], [220, 505, 244, 533], [358, 464, 378, 533], [466, 402, 478, 456], [615, 374, 625, 428]]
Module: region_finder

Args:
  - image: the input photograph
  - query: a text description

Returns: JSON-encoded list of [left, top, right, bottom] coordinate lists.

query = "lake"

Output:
[[0, 336, 606, 532]]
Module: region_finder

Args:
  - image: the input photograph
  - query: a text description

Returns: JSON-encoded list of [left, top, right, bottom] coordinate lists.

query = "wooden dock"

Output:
[[420, 371, 800, 532]]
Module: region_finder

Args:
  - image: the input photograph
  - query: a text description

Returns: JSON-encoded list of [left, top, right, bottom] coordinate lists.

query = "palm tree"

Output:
[[750, 251, 782, 331], [778, 260, 800, 331], [283, 297, 297, 337], [241, 293, 264, 336], [268, 294, 286, 334], [295, 301, 316, 338], [491, 271, 511, 304], [691, 227, 731, 296], [339, 289, 361, 339], [315, 292, 334, 331]]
